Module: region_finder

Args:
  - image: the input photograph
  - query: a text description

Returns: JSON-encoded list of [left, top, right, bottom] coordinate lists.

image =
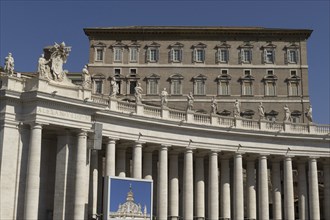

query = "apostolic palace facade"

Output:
[[0, 26, 329, 220]]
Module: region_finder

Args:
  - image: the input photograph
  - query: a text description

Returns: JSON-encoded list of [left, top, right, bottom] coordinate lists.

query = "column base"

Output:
[[168, 216, 180, 220], [219, 218, 231, 220], [195, 217, 205, 220]]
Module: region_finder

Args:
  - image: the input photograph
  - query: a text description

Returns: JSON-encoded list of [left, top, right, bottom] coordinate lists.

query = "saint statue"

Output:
[[258, 102, 265, 119], [49, 42, 70, 81], [110, 78, 119, 98], [38, 54, 50, 78], [134, 82, 143, 104], [81, 65, 91, 88], [305, 104, 313, 122], [187, 92, 194, 111], [4, 53, 14, 75], [211, 96, 218, 114], [283, 104, 292, 122], [234, 99, 240, 117], [160, 88, 168, 107]]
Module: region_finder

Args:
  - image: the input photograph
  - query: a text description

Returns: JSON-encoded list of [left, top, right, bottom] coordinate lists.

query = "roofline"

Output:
[[83, 26, 313, 39]]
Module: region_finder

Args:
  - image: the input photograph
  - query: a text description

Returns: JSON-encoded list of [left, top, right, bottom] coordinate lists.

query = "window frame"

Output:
[[192, 43, 207, 63], [169, 74, 184, 95], [192, 74, 207, 95], [145, 74, 160, 95]]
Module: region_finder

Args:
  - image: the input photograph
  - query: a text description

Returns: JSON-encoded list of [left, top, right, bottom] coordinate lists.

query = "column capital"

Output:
[[258, 154, 270, 159], [106, 137, 119, 143], [160, 144, 171, 151], [134, 141, 145, 146], [77, 130, 88, 137], [309, 156, 319, 162], [29, 122, 44, 129]]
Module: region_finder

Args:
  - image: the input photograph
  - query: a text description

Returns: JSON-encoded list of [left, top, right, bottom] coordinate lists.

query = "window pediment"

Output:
[[265, 110, 279, 117], [110, 42, 126, 48], [145, 73, 160, 80], [285, 42, 300, 50], [92, 42, 106, 48], [192, 42, 207, 48], [145, 42, 161, 48], [169, 42, 184, 48], [239, 74, 254, 81], [215, 42, 231, 49], [217, 109, 231, 116], [238, 41, 254, 49], [285, 75, 301, 82], [241, 109, 255, 117], [291, 110, 302, 117], [263, 74, 278, 81], [261, 42, 277, 49], [193, 74, 207, 81], [169, 74, 184, 80], [128, 42, 141, 48], [92, 74, 105, 80], [217, 74, 231, 81]]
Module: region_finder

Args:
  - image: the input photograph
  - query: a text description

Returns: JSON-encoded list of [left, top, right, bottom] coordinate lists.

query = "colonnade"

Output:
[[21, 125, 330, 220]]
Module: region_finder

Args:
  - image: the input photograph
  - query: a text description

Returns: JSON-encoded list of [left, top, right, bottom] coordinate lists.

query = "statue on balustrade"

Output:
[[234, 99, 240, 117], [258, 102, 265, 119], [160, 88, 168, 107], [82, 65, 91, 88], [38, 54, 50, 78], [110, 77, 119, 98], [134, 82, 143, 104], [186, 92, 194, 111], [305, 104, 313, 122], [211, 96, 218, 114], [283, 104, 292, 122], [4, 52, 14, 75]]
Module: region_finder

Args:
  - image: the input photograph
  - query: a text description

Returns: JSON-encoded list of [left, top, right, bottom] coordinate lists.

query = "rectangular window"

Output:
[[219, 82, 229, 95], [194, 81, 205, 95], [290, 82, 299, 96], [129, 68, 137, 76], [114, 68, 121, 75], [264, 49, 274, 63], [266, 82, 276, 96], [218, 49, 229, 63], [171, 80, 182, 95], [114, 48, 122, 62], [195, 49, 205, 62], [95, 80, 103, 94], [221, 69, 228, 75], [148, 80, 158, 94], [96, 49, 103, 61], [243, 82, 253, 95], [244, 70, 251, 76], [148, 49, 158, 62], [171, 49, 182, 62], [288, 50, 298, 63], [267, 70, 274, 75], [130, 48, 138, 62], [290, 70, 297, 77], [241, 49, 252, 63], [129, 81, 137, 95]]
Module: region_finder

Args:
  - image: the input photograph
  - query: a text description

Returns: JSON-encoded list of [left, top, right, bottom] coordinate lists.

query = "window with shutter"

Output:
[[114, 48, 122, 62], [130, 48, 138, 62], [96, 49, 104, 61], [148, 80, 158, 94]]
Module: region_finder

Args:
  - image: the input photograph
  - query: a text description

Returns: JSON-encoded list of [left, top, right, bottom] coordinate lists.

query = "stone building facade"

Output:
[[0, 26, 329, 220], [84, 26, 311, 122]]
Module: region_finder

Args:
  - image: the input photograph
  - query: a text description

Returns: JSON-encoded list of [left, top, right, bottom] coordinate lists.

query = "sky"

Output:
[[109, 178, 152, 215], [0, 0, 329, 124]]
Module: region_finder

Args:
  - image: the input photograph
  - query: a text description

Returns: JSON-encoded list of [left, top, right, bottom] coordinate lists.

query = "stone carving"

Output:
[[110, 77, 119, 98], [81, 65, 91, 88], [38, 54, 50, 78], [211, 96, 218, 114], [234, 99, 240, 117], [134, 82, 143, 104], [283, 104, 292, 122], [186, 92, 194, 111], [305, 104, 313, 122], [49, 42, 70, 81], [258, 102, 265, 119], [4, 53, 14, 75], [160, 88, 168, 107]]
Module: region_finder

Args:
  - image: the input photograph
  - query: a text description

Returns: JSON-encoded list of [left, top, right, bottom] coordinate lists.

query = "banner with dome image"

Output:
[[104, 176, 153, 220]]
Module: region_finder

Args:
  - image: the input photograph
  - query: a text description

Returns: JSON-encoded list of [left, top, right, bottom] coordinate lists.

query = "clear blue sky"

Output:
[[0, 1, 329, 124], [109, 178, 152, 214]]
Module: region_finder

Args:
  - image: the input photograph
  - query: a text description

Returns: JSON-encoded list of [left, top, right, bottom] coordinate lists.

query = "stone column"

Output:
[[272, 159, 282, 220], [158, 145, 169, 220], [246, 156, 256, 220], [116, 147, 126, 177], [234, 153, 244, 220], [220, 157, 231, 219], [284, 156, 295, 220], [195, 154, 205, 220], [169, 151, 179, 220], [132, 141, 143, 179], [105, 138, 116, 176], [297, 160, 308, 220], [208, 151, 218, 220], [73, 131, 88, 220], [53, 131, 71, 220], [258, 155, 269, 220], [309, 157, 320, 220], [89, 150, 98, 218], [183, 148, 194, 220], [143, 148, 153, 180], [24, 123, 43, 220], [323, 161, 330, 220]]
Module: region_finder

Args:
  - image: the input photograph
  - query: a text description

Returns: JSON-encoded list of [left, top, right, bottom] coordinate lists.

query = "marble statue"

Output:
[[81, 65, 91, 88], [187, 92, 194, 111], [134, 82, 143, 104], [110, 78, 119, 98], [37, 54, 50, 78], [160, 88, 168, 107], [234, 99, 240, 117], [49, 42, 70, 81], [306, 104, 313, 122], [4, 53, 14, 75], [211, 96, 218, 114], [283, 104, 292, 122], [258, 102, 265, 119]]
